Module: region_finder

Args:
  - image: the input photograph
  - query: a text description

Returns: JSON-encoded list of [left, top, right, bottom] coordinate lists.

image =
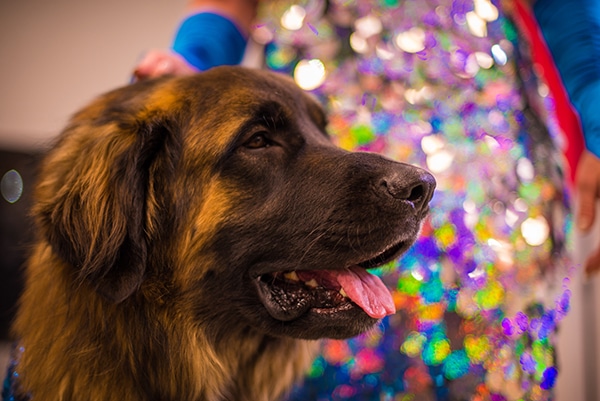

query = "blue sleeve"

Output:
[[534, 0, 600, 158], [172, 12, 248, 71]]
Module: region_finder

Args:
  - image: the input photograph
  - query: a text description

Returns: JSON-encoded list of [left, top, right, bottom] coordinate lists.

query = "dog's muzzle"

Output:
[[254, 158, 436, 325]]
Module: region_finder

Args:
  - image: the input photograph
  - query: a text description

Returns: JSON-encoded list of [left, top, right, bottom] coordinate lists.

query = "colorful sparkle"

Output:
[[443, 350, 471, 380], [258, 0, 574, 399]]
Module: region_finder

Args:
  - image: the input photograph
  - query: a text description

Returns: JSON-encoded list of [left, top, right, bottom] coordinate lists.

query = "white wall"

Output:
[[0, 0, 186, 151], [559, 211, 600, 401]]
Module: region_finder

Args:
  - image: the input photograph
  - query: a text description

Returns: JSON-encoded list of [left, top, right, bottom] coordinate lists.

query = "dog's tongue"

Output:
[[334, 266, 396, 319], [294, 267, 396, 319]]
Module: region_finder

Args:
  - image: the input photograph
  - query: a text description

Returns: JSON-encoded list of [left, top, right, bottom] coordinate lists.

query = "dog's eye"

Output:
[[244, 132, 272, 149]]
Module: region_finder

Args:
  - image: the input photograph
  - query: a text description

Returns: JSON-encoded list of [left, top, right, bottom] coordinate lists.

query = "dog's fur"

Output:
[[12, 66, 434, 401]]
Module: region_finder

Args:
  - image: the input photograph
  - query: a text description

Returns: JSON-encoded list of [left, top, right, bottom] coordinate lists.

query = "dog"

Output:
[[8, 66, 435, 401]]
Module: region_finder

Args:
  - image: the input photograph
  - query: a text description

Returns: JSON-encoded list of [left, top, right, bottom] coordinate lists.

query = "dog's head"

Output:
[[34, 66, 435, 340]]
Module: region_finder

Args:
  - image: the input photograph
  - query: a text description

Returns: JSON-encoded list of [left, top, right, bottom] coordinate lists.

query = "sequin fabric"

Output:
[[257, 0, 573, 399], [2, 346, 28, 401]]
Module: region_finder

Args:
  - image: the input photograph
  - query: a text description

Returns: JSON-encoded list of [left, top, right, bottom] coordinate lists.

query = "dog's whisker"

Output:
[[293, 213, 338, 267]]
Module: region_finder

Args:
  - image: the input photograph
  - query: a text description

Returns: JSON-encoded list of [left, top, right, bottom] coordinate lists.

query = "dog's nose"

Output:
[[380, 166, 436, 212]]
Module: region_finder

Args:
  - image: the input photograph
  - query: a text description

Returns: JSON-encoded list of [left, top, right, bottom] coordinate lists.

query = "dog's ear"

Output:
[[34, 108, 178, 303]]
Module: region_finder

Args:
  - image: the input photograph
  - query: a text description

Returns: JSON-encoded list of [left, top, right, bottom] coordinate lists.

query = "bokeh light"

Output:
[[395, 27, 426, 53], [1, 169, 23, 203], [281, 5, 306, 31], [293, 59, 326, 90], [259, 0, 574, 398]]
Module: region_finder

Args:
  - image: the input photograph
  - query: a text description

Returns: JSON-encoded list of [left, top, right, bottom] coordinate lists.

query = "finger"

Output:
[[132, 59, 156, 82], [132, 64, 158, 82], [575, 154, 599, 231], [132, 50, 171, 80], [154, 59, 175, 76], [584, 246, 600, 276], [577, 181, 597, 231]]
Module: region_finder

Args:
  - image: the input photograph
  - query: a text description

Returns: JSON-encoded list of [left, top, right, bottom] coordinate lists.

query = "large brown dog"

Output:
[[10, 66, 435, 401]]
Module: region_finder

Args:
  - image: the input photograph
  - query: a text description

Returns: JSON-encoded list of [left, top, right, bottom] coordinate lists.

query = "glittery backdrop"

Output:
[[257, 0, 574, 400]]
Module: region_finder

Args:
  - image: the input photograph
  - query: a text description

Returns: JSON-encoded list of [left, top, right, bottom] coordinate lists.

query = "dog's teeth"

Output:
[[339, 288, 348, 297], [305, 279, 318, 288], [284, 272, 299, 281]]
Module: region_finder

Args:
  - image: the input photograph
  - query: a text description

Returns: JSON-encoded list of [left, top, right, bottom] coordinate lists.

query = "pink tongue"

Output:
[[336, 266, 396, 319]]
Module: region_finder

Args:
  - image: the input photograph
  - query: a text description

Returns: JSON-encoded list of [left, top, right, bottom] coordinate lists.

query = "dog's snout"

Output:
[[380, 168, 436, 211]]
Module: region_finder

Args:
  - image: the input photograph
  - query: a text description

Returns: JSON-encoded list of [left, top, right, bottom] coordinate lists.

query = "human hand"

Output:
[[575, 150, 600, 275], [132, 49, 198, 82]]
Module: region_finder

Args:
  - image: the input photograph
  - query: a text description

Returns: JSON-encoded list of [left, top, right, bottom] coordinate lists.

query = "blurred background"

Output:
[[0, 0, 598, 399]]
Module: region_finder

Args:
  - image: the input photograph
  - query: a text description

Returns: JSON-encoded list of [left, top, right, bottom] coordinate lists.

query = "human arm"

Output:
[[533, 0, 600, 274], [133, 0, 258, 81], [533, 0, 600, 157]]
